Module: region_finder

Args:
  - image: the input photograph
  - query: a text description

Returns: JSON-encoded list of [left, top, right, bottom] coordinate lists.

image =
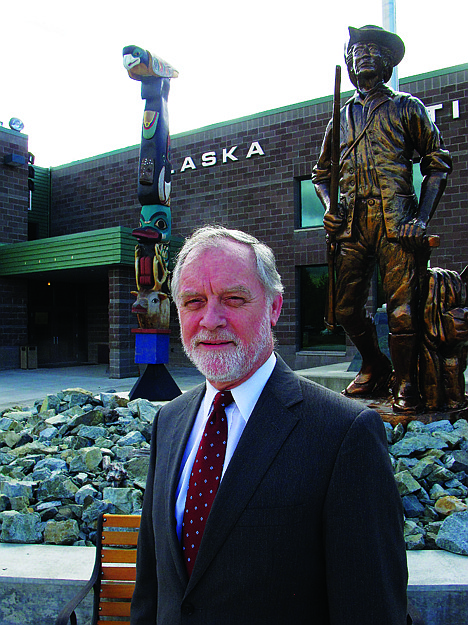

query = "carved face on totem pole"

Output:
[[132, 243, 170, 329]]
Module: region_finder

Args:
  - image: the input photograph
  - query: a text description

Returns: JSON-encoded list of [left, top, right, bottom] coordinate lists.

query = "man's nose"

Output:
[[199, 300, 227, 330]]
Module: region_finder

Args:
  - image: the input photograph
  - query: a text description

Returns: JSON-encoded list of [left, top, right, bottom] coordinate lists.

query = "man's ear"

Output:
[[270, 294, 283, 327]]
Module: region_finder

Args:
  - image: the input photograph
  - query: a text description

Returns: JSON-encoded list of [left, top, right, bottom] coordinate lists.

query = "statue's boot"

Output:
[[389, 333, 423, 414], [344, 324, 393, 397]]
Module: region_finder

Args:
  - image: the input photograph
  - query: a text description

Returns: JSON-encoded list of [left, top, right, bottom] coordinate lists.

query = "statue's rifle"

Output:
[[325, 65, 341, 332]]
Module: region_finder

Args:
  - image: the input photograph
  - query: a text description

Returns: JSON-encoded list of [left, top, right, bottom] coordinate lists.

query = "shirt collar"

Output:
[[203, 352, 277, 423], [353, 82, 393, 105]]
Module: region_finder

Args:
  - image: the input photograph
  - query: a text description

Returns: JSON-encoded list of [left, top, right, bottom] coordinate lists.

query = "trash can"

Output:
[[19, 345, 38, 369], [20, 346, 28, 369], [27, 346, 38, 369]]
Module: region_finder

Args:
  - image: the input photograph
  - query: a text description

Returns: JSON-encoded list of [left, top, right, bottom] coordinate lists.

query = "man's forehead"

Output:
[[184, 240, 256, 266], [180, 283, 253, 296], [179, 243, 262, 291]]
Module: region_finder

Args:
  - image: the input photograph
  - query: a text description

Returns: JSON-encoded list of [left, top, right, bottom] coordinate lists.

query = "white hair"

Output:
[[171, 225, 284, 304]]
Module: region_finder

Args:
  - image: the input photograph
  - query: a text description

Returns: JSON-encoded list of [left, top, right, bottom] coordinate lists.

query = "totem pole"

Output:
[[313, 25, 468, 417], [123, 46, 181, 400]]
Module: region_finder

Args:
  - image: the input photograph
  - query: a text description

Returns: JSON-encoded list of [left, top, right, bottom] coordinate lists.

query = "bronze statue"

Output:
[[313, 25, 453, 414], [421, 266, 468, 411]]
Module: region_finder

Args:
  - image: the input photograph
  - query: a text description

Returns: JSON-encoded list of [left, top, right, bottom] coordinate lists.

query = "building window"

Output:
[[297, 178, 324, 229], [299, 265, 346, 351], [413, 160, 423, 197]]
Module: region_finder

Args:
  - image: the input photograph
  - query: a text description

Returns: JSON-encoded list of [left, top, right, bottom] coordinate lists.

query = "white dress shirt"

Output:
[[175, 352, 277, 540]]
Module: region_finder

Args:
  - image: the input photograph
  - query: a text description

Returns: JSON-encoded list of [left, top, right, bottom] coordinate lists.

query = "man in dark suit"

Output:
[[131, 225, 408, 625]]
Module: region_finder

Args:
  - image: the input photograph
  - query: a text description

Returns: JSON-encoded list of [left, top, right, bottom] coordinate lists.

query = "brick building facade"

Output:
[[1, 63, 467, 376]]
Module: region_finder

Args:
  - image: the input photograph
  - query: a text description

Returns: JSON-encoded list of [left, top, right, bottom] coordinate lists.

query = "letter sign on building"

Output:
[[246, 141, 265, 158], [180, 156, 197, 172], [202, 152, 217, 167], [178, 140, 265, 173], [223, 146, 238, 162]]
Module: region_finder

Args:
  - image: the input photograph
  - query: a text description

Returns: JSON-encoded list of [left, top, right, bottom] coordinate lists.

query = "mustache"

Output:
[[191, 331, 239, 347]]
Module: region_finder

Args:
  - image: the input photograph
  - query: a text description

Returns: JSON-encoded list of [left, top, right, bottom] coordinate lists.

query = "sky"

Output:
[[4, 0, 466, 167]]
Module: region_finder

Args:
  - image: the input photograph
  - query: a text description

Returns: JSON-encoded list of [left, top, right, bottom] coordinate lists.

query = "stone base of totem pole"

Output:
[[129, 329, 182, 401]]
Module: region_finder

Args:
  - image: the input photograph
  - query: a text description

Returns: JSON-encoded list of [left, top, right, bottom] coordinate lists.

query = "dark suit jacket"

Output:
[[131, 356, 408, 625]]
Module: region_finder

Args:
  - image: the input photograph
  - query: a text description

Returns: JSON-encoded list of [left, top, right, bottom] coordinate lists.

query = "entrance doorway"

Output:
[[28, 280, 88, 367]]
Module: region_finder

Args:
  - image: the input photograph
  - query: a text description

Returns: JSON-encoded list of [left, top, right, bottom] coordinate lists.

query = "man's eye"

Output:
[[184, 299, 204, 309], [225, 296, 245, 306]]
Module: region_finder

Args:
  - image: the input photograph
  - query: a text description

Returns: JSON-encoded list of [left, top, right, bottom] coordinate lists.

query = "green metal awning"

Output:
[[0, 227, 135, 276]]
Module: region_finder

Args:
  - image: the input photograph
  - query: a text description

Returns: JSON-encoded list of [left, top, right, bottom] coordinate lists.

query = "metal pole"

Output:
[[382, 0, 399, 91]]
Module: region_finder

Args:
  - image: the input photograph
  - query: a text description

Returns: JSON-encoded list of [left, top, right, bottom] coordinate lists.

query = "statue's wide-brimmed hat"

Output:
[[347, 25, 405, 66]]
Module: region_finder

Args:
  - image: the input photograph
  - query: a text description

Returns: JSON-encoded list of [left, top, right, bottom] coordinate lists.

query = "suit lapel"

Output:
[[164, 384, 205, 585], [186, 358, 303, 590]]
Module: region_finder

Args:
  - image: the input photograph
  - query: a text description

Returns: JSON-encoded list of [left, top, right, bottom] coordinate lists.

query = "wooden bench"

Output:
[[55, 513, 141, 625]]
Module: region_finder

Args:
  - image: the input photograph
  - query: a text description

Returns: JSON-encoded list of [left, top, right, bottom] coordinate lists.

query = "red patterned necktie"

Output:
[[182, 390, 233, 576]]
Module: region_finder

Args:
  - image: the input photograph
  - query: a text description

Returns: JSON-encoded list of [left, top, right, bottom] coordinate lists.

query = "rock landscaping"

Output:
[[385, 417, 468, 555], [1, 387, 468, 556], [0, 388, 157, 546]]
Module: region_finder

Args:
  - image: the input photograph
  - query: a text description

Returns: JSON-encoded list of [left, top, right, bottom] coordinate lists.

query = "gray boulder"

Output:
[[75, 484, 99, 506], [0, 510, 42, 543], [436, 510, 468, 555], [127, 398, 160, 423], [390, 433, 448, 457], [103, 487, 137, 514], [118, 431, 146, 446], [125, 456, 150, 489], [394, 471, 421, 496], [69, 447, 103, 473], [81, 500, 113, 527], [0, 479, 34, 500], [36, 473, 78, 500], [44, 519, 80, 545]]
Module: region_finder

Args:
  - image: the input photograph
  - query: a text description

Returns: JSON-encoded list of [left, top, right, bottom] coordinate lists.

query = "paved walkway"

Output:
[[0, 364, 205, 412]]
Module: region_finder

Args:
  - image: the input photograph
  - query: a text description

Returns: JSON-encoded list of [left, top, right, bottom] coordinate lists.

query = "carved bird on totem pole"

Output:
[[122, 46, 179, 80]]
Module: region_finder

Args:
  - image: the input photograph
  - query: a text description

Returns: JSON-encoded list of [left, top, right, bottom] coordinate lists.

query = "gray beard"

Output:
[[182, 317, 272, 383]]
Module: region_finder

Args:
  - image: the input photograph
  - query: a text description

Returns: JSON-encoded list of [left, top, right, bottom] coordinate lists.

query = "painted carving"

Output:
[[123, 46, 178, 330], [131, 243, 170, 329]]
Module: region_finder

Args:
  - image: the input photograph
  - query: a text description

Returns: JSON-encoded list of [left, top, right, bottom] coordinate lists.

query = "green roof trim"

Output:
[[50, 62, 468, 170], [0, 227, 135, 276], [400, 62, 468, 83]]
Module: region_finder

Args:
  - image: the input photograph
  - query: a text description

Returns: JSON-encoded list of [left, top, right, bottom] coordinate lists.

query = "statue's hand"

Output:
[[399, 218, 427, 252], [323, 210, 345, 235]]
